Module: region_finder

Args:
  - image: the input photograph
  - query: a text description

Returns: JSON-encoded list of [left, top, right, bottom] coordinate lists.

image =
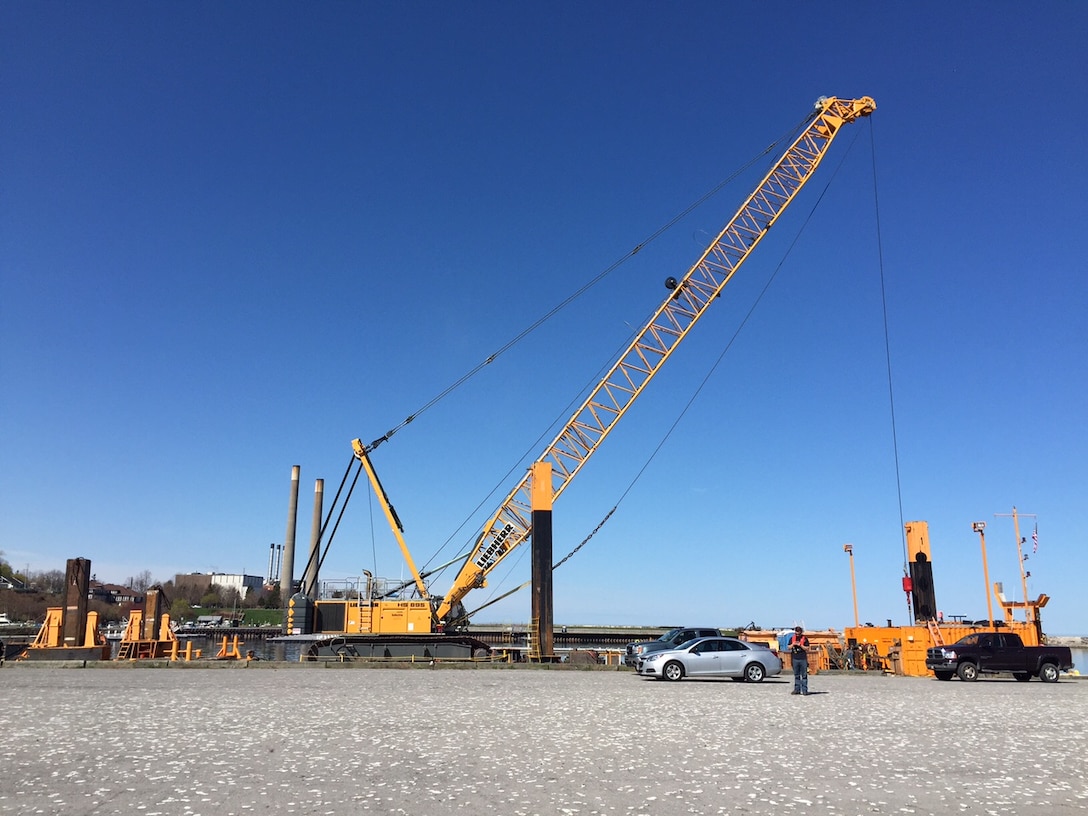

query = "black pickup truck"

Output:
[[926, 631, 1074, 683]]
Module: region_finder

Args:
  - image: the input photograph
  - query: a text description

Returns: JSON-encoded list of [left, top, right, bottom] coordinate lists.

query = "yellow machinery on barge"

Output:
[[19, 557, 111, 662], [839, 517, 1048, 677], [740, 518, 1051, 678], [20, 557, 248, 663]]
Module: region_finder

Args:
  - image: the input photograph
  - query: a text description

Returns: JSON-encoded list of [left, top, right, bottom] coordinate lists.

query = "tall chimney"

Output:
[[280, 466, 300, 619], [302, 479, 324, 597]]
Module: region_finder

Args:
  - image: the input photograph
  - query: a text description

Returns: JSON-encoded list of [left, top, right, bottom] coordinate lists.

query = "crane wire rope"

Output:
[[318, 110, 857, 598], [358, 117, 814, 457], [867, 120, 909, 575], [343, 116, 814, 581], [465, 124, 876, 611], [418, 323, 653, 574]]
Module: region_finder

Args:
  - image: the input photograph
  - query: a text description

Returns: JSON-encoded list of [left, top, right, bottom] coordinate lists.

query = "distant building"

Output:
[[210, 573, 264, 600], [88, 581, 144, 606], [174, 572, 264, 600], [173, 573, 213, 598], [0, 575, 26, 590]]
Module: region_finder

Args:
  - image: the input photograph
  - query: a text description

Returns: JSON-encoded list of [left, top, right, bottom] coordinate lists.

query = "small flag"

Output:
[[1032, 524, 1038, 554]]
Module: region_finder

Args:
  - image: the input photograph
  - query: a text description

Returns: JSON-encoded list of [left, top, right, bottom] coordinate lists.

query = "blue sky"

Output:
[[3, 3, 1086, 635]]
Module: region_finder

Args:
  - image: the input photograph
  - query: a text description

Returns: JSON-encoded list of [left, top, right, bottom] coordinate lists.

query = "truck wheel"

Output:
[[1013, 672, 1032, 682], [744, 662, 766, 683], [934, 671, 953, 681], [957, 662, 979, 682], [663, 661, 685, 681], [1039, 662, 1060, 683]]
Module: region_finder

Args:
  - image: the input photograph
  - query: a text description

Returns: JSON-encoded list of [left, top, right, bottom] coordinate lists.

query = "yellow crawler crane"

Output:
[[308, 96, 877, 656]]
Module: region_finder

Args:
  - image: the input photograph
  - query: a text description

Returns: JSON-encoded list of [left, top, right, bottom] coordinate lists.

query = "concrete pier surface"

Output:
[[2, 665, 1086, 815]]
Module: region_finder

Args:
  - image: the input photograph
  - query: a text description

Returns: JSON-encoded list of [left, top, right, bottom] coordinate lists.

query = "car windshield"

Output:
[[674, 638, 703, 651], [659, 628, 685, 643]]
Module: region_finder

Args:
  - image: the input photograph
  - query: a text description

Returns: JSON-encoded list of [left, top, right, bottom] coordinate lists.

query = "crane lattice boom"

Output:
[[425, 96, 875, 624]]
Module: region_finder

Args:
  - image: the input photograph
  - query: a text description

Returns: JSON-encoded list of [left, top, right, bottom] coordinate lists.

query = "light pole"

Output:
[[843, 544, 859, 629], [995, 506, 1036, 624], [1012, 507, 1032, 624], [972, 521, 995, 630]]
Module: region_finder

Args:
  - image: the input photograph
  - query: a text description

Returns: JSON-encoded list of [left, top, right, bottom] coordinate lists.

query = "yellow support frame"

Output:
[[353, 439, 430, 601]]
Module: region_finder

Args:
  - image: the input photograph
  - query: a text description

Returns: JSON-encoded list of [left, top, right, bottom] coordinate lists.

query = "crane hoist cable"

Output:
[[357, 117, 814, 457], [416, 324, 649, 575], [317, 97, 878, 621], [458, 504, 620, 625], [316, 118, 813, 574], [866, 119, 908, 575], [408, 122, 832, 578], [464, 121, 878, 613]]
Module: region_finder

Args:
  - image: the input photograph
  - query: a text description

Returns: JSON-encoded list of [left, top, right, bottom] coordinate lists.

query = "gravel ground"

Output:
[[2, 664, 1086, 815]]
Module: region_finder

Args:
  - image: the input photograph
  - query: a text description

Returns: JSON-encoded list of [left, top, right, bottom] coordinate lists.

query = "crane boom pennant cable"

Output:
[[434, 96, 876, 624]]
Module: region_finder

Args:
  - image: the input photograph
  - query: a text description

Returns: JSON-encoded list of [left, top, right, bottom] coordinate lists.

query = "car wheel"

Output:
[[663, 661, 684, 681], [1013, 672, 1032, 682], [744, 662, 766, 683], [1039, 663, 1060, 683], [934, 671, 953, 681], [957, 662, 979, 682]]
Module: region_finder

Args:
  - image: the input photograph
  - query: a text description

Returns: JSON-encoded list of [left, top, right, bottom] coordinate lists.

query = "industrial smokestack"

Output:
[[280, 466, 300, 624], [266, 543, 276, 584], [302, 479, 324, 598]]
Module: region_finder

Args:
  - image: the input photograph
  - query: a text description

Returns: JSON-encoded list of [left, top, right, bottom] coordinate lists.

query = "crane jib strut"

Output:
[[357, 95, 876, 629]]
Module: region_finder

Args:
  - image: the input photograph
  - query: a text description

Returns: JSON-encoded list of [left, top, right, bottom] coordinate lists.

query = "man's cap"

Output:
[[795, 626, 803, 632]]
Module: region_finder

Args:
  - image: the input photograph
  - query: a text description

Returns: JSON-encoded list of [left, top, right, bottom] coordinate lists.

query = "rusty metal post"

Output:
[[141, 587, 163, 640], [61, 557, 91, 647]]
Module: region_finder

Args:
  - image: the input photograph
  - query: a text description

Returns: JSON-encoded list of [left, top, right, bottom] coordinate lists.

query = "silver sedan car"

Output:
[[636, 636, 783, 682]]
